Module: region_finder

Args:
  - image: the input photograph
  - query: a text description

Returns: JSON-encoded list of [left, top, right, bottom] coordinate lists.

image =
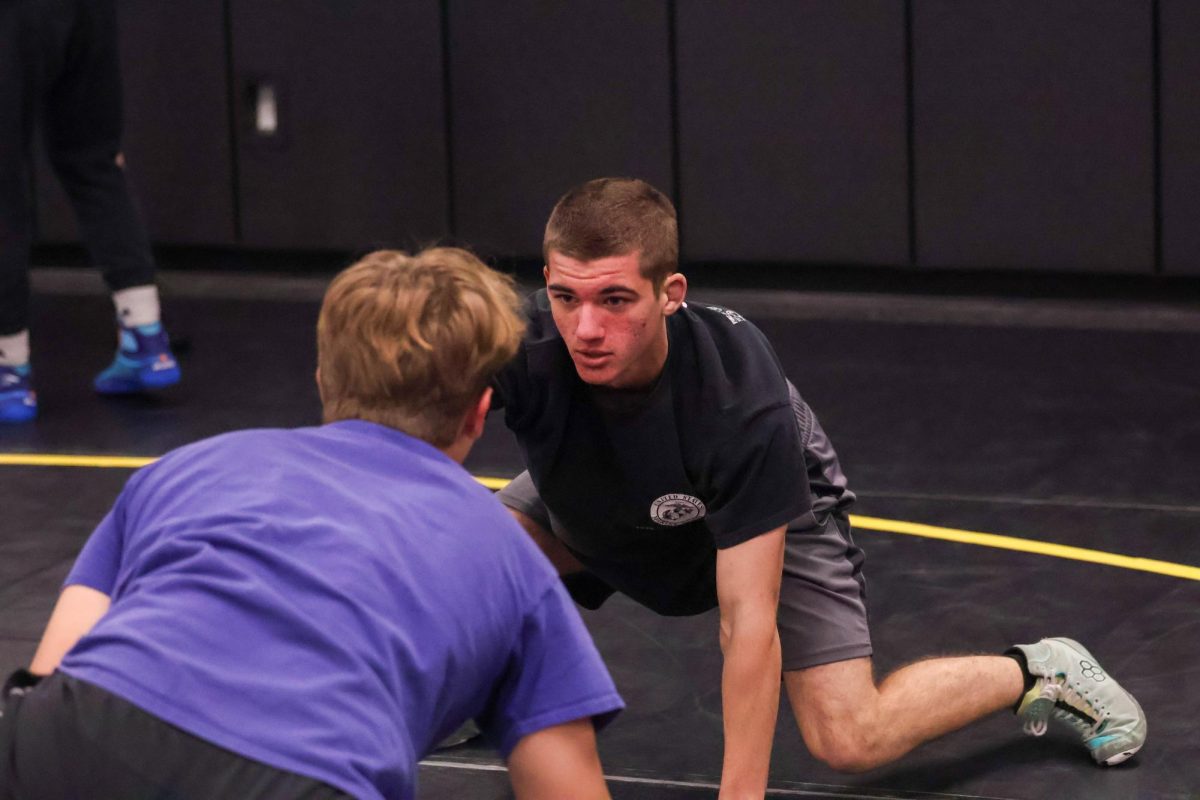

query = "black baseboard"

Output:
[[32, 243, 1200, 304]]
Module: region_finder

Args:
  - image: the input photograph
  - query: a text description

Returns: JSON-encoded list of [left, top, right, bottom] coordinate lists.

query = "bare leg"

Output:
[[508, 507, 585, 576], [785, 655, 1024, 772]]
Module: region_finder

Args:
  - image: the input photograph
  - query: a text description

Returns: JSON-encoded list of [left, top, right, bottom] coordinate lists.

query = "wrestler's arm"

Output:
[[29, 584, 111, 675], [715, 524, 787, 799], [507, 717, 611, 800]]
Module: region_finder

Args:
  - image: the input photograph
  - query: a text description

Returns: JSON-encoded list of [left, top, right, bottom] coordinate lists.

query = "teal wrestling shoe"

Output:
[[1010, 637, 1146, 766], [94, 321, 181, 394]]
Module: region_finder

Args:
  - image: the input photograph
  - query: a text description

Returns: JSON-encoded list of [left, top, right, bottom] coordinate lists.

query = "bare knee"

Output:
[[800, 722, 882, 773], [785, 660, 885, 772]]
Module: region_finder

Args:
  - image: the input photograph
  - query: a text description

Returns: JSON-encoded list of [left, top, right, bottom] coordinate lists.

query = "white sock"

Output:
[[0, 330, 31, 366], [113, 285, 162, 328]]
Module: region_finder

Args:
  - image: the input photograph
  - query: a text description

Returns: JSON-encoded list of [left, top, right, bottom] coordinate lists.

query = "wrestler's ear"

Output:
[[463, 387, 492, 441], [661, 272, 687, 315]]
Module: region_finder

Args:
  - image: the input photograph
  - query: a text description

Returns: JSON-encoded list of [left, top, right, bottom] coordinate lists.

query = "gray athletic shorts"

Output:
[[497, 472, 872, 673]]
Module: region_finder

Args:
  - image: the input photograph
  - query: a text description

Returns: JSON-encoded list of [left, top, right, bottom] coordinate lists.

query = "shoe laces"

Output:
[[1022, 673, 1107, 739]]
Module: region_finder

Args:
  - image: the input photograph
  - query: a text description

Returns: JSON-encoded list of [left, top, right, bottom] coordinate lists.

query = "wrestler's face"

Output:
[[544, 250, 685, 389]]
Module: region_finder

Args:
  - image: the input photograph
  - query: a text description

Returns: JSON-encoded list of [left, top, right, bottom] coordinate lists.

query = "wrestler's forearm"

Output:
[[508, 718, 611, 800], [29, 584, 111, 675], [718, 623, 782, 799]]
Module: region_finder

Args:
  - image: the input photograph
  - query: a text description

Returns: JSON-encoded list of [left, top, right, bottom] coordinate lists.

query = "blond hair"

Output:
[[543, 177, 678, 291], [317, 248, 524, 446]]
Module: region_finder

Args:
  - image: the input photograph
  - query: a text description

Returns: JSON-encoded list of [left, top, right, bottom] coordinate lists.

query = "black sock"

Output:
[[1003, 648, 1037, 713], [2, 668, 43, 700]]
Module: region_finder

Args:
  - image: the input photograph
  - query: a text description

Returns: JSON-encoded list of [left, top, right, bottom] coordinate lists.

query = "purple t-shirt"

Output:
[[60, 420, 622, 800]]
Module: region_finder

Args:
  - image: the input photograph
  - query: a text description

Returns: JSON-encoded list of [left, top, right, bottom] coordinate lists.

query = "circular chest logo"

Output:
[[650, 494, 707, 527]]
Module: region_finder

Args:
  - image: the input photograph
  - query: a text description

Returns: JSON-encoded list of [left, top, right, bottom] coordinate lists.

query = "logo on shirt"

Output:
[[706, 305, 745, 325], [650, 494, 707, 527]]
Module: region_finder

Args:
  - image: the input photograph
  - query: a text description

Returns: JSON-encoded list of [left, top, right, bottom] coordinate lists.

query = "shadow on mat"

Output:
[[849, 735, 1106, 793]]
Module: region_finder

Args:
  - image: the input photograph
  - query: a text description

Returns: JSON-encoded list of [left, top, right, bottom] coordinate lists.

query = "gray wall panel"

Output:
[[677, 1, 908, 265], [37, 0, 234, 246], [913, 1, 1154, 272], [1161, 0, 1200, 275], [449, 0, 673, 259], [230, 0, 447, 250]]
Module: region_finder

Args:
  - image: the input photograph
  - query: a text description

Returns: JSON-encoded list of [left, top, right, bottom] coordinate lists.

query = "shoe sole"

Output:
[[94, 367, 181, 395], [1103, 745, 1142, 766], [139, 367, 181, 389], [0, 402, 37, 424]]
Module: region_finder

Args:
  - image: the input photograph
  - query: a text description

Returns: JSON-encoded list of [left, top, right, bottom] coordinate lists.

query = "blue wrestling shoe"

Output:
[[0, 364, 37, 424], [1010, 637, 1147, 765], [93, 322, 181, 395]]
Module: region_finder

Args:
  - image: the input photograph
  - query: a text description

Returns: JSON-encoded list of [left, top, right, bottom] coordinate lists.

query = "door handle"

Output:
[[244, 76, 286, 148], [254, 82, 278, 136]]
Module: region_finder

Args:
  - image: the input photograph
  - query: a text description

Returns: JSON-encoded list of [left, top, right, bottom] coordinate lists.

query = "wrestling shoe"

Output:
[[0, 364, 37, 423], [94, 321, 181, 394], [1009, 637, 1146, 765], [435, 719, 482, 749]]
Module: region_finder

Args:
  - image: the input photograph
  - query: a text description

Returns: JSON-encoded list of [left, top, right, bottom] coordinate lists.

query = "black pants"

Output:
[[0, 672, 351, 799], [0, 0, 156, 336]]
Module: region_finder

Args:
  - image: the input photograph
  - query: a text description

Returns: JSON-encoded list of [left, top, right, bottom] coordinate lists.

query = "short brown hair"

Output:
[[543, 177, 678, 291], [317, 247, 524, 447]]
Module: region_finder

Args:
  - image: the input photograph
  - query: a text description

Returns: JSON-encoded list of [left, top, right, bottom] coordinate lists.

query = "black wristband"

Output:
[[2, 668, 44, 700]]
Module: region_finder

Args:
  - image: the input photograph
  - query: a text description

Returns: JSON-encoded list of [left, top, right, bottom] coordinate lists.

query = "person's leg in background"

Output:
[[0, 0, 39, 423], [43, 0, 179, 396]]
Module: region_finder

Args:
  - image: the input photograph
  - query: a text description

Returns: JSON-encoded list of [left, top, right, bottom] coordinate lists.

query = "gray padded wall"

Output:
[[230, 0, 447, 250], [1161, 0, 1200, 275], [448, 0, 673, 259], [913, 1, 1155, 272], [36, 0, 234, 245], [676, 1, 908, 266]]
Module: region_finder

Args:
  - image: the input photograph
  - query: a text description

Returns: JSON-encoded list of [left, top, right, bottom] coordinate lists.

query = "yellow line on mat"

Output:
[[0, 453, 156, 468], [851, 514, 1200, 582], [3, 454, 1197, 581]]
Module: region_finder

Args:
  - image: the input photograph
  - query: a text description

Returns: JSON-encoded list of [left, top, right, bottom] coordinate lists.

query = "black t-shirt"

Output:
[[494, 290, 812, 616]]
